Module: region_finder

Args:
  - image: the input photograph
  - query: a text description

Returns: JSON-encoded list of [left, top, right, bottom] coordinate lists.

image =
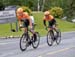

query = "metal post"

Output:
[[15, 21, 18, 32], [10, 23, 12, 31]]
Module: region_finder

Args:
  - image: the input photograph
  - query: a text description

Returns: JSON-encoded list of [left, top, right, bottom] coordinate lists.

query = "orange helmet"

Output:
[[44, 11, 50, 15], [17, 8, 23, 14]]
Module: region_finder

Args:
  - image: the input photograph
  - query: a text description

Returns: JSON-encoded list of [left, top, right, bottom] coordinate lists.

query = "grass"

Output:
[[0, 12, 75, 37], [33, 12, 75, 36]]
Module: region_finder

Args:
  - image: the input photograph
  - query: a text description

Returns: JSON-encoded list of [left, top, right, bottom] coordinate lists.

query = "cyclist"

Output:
[[16, 8, 36, 44], [43, 11, 58, 33]]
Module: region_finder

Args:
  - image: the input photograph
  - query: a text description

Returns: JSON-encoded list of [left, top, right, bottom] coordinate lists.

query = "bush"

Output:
[[50, 7, 63, 18], [21, 6, 31, 15]]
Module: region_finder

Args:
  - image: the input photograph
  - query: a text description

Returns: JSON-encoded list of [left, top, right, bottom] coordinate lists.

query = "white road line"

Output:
[[0, 43, 8, 45], [0, 41, 18, 45], [38, 46, 75, 57], [47, 47, 71, 55], [38, 56, 42, 57], [0, 51, 17, 57], [0, 43, 47, 57]]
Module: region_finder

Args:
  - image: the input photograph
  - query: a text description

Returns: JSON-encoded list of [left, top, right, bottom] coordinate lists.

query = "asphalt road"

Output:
[[0, 32, 75, 57]]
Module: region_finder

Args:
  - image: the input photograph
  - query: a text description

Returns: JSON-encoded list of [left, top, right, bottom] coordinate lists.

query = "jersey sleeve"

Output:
[[50, 15, 54, 19]]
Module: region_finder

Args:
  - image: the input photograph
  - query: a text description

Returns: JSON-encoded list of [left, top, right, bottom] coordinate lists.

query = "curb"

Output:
[[0, 36, 21, 39], [0, 31, 75, 39]]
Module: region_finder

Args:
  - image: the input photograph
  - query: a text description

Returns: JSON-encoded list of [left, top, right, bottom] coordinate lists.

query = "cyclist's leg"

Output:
[[51, 19, 58, 33], [48, 21, 53, 31], [22, 19, 29, 40], [49, 19, 56, 40], [30, 23, 37, 42], [23, 19, 29, 33], [54, 26, 59, 34], [32, 23, 34, 30], [51, 19, 59, 37]]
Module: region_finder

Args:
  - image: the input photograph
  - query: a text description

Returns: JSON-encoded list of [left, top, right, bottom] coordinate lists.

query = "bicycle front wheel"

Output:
[[32, 32, 40, 49], [20, 33, 28, 51], [47, 30, 54, 46]]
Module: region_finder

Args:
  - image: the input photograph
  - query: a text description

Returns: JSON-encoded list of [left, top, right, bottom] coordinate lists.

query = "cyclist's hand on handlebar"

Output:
[[19, 24, 23, 31], [19, 24, 23, 28]]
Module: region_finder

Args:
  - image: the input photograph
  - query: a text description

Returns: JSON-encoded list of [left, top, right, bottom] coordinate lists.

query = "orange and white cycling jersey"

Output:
[[17, 12, 30, 21], [43, 15, 54, 21], [17, 12, 32, 27]]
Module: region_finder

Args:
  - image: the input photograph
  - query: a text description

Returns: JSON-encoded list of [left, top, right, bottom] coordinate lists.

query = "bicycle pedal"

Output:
[[26, 42, 31, 47], [53, 37, 56, 41], [28, 41, 32, 45]]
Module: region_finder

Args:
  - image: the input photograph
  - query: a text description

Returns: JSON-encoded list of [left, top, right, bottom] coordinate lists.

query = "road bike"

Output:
[[46, 25, 61, 46], [20, 25, 40, 51]]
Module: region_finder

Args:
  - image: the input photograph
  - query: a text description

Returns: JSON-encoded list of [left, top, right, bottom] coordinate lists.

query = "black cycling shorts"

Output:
[[22, 19, 29, 28], [48, 19, 56, 28]]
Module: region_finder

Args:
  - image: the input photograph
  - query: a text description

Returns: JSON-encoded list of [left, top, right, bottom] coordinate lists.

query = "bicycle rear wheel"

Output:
[[56, 29, 61, 45], [20, 33, 28, 51], [47, 30, 54, 46], [32, 32, 40, 49]]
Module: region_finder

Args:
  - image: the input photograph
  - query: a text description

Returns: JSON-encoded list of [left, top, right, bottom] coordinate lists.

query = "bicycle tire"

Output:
[[32, 32, 40, 49], [47, 30, 54, 46], [20, 33, 28, 51]]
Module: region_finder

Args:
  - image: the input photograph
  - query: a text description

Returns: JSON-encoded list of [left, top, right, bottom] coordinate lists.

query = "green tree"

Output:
[[50, 7, 63, 18], [62, 0, 75, 21], [0, 1, 5, 11], [1, 0, 75, 20]]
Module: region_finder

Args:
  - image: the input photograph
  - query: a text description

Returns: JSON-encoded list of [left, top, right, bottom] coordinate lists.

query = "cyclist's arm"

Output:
[[17, 15, 22, 27], [43, 19, 46, 26], [18, 20, 22, 26], [43, 19, 48, 30], [43, 17, 46, 26]]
